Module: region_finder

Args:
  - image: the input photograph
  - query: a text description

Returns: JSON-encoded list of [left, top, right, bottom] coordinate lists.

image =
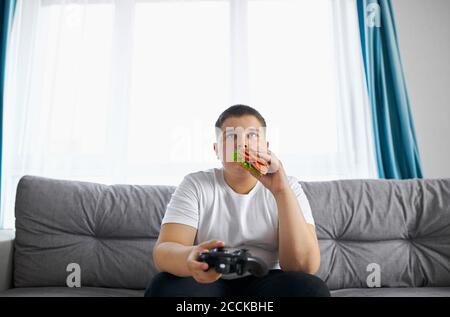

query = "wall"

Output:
[[392, 0, 450, 178]]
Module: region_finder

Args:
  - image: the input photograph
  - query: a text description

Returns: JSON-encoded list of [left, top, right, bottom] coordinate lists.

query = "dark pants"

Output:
[[144, 270, 330, 297]]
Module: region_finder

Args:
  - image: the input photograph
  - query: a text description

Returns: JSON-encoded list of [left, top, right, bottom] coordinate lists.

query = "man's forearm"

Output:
[[153, 242, 194, 277], [275, 189, 320, 274]]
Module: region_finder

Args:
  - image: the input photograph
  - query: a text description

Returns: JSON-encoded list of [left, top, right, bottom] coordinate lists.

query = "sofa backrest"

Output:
[[13, 175, 450, 290], [301, 179, 450, 290], [14, 176, 172, 289]]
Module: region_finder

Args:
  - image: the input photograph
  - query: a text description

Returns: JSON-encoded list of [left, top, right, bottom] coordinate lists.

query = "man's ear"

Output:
[[213, 143, 219, 159]]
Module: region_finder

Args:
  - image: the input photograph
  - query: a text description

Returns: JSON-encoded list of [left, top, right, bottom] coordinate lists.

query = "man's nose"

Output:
[[236, 134, 246, 150]]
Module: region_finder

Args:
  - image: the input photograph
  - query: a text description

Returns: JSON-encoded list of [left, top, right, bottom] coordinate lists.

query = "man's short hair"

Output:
[[215, 105, 267, 131]]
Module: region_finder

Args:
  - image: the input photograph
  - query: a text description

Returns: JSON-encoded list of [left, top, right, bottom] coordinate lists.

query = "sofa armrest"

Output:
[[0, 230, 15, 291]]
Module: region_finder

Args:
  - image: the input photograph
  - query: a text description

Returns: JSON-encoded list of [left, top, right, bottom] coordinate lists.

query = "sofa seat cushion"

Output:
[[0, 287, 144, 297], [331, 287, 450, 297]]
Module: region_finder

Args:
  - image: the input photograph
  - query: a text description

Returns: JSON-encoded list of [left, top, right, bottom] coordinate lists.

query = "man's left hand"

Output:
[[240, 146, 290, 196]]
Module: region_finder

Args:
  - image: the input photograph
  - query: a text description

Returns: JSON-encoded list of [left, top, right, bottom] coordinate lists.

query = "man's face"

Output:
[[213, 115, 268, 175]]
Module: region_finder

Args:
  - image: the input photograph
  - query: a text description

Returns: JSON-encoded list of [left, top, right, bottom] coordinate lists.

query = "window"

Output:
[[2, 0, 377, 229], [247, 0, 339, 178]]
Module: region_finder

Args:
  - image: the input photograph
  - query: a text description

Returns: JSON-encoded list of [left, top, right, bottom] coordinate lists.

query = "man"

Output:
[[145, 105, 330, 297]]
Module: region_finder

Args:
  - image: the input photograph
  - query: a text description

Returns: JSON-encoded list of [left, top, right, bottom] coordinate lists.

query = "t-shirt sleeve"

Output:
[[161, 174, 199, 229], [288, 176, 316, 226]]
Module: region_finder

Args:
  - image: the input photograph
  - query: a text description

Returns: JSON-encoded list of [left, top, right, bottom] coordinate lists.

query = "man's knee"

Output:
[[144, 272, 229, 297], [253, 271, 329, 297], [144, 272, 175, 297], [278, 271, 330, 297]]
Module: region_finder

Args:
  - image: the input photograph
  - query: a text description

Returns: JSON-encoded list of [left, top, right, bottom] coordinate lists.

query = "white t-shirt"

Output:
[[161, 167, 315, 279]]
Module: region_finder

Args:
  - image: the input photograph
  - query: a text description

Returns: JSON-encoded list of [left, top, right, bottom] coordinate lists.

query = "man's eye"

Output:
[[247, 132, 258, 139], [226, 134, 235, 139]]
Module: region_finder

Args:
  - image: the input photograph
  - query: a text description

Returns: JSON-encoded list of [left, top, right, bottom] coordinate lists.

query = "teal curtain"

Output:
[[357, 0, 423, 179], [1, 0, 16, 228]]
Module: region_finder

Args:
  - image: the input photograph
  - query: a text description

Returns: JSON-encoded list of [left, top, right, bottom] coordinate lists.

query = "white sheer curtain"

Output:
[[1, 0, 377, 229]]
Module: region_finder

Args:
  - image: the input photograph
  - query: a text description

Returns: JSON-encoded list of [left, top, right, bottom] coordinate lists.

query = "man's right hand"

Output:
[[187, 239, 225, 284]]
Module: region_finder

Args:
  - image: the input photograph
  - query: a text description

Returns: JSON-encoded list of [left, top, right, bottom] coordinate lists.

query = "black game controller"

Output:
[[198, 247, 268, 277]]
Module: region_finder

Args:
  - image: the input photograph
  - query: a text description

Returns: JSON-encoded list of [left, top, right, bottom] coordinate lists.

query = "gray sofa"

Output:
[[0, 175, 450, 297]]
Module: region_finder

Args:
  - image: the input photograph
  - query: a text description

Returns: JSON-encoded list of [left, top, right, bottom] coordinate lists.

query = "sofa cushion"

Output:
[[331, 287, 450, 297], [0, 287, 143, 297], [14, 176, 175, 289], [301, 179, 450, 290]]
